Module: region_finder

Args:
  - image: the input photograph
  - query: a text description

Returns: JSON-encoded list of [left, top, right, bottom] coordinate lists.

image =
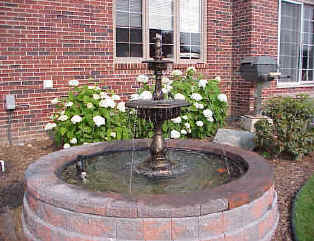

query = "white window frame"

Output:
[[278, 0, 314, 88], [113, 0, 207, 64]]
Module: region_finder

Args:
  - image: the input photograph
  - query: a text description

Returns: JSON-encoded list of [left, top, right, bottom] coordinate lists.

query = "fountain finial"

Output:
[[154, 33, 162, 61]]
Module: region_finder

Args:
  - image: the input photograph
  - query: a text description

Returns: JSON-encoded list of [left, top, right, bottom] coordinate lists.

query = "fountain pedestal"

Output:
[[126, 99, 189, 177]]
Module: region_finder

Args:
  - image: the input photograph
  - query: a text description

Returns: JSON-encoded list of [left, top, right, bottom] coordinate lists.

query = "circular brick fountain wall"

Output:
[[22, 139, 279, 241]]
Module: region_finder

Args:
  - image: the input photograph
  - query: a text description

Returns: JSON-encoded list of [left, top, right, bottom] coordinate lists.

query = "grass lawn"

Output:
[[294, 174, 314, 241]]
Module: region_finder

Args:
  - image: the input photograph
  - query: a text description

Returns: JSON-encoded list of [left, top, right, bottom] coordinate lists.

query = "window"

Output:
[[115, 0, 143, 57], [279, 1, 314, 84], [115, 0, 205, 62]]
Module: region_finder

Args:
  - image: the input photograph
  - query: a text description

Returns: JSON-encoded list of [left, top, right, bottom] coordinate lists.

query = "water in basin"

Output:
[[62, 149, 245, 196]]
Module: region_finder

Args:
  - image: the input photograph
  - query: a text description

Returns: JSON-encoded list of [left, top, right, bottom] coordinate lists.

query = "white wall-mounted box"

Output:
[[43, 80, 53, 89]]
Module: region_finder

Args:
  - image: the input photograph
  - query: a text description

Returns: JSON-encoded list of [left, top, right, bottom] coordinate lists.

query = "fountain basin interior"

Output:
[[22, 139, 279, 241], [61, 148, 246, 195]]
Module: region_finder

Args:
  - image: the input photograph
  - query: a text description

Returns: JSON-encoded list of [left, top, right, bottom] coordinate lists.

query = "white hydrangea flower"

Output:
[[207, 116, 214, 122], [44, 123, 56, 131], [51, 97, 59, 105], [182, 115, 188, 120], [99, 98, 115, 108], [174, 93, 185, 100], [63, 143, 71, 149], [129, 109, 137, 115], [88, 86, 96, 90], [70, 138, 77, 144], [93, 115, 106, 127], [162, 84, 173, 94], [112, 94, 120, 101], [187, 129, 191, 133], [69, 79, 79, 86], [110, 132, 116, 138], [71, 115, 82, 124], [181, 129, 187, 135], [117, 102, 126, 112], [130, 93, 140, 100], [93, 94, 100, 100], [162, 77, 172, 84], [198, 79, 208, 88], [100, 92, 109, 99], [217, 93, 228, 103], [194, 103, 204, 109], [184, 123, 190, 129], [215, 76, 221, 82], [187, 66, 196, 73], [203, 109, 213, 118], [58, 115, 68, 121], [136, 74, 149, 83], [86, 103, 94, 109], [65, 102, 73, 107], [171, 116, 182, 124], [172, 70, 183, 76], [196, 121, 204, 127], [170, 130, 181, 139], [191, 93, 203, 101], [139, 91, 152, 100]]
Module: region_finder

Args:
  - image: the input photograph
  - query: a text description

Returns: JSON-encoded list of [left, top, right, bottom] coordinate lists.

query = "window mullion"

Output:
[[201, 0, 205, 61], [143, 0, 149, 59], [299, 2, 304, 82], [175, 0, 180, 63]]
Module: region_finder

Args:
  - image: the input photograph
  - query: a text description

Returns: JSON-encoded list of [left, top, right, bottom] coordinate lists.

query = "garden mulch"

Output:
[[0, 137, 313, 241]]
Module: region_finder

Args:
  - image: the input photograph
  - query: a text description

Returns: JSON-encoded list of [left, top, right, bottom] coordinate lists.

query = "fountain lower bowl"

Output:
[[22, 139, 279, 241], [126, 99, 190, 122]]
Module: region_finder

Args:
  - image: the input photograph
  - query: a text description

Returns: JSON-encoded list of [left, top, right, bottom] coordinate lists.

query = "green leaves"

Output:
[[50, 69, 229, 148], [136, 69, 228, 139], [50, 83, 131, 148], [255, 95, 314, 160]]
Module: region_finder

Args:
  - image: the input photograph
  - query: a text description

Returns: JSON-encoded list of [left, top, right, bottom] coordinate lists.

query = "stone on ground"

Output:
[[213, 128, 256, 151]]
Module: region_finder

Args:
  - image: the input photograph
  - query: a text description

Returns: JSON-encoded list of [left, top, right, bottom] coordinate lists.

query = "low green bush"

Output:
[[45, 68, 228, 148], [255, 95, 314, 160]]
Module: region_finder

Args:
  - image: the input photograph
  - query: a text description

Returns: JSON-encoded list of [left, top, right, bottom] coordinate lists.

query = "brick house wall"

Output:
[[0, 0, 313, 144]]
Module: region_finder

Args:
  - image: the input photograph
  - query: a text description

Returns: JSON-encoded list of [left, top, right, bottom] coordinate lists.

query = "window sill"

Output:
[[114, 61, 208, 71], [276, 81, 314, 89]]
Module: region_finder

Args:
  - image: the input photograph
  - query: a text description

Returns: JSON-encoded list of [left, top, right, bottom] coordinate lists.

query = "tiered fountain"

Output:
[[126, 34, 189, 178], [22, 35, 279, 241]]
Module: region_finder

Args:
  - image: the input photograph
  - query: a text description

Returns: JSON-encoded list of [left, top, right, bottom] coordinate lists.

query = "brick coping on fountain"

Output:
[[22, 139, 279, 241]]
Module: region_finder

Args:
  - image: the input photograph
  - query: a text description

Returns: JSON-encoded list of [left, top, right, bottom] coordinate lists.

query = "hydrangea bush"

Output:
[[45, 68, 228, 148], [45, 81, 131, 148], [134, 67, 228, 139]]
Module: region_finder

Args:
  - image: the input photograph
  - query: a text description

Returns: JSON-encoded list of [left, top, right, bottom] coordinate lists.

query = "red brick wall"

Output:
[[0, 0, 115, 143], [0, 0, 313, 143], [232, 0, 314, 116], [232, 0, 254, 115]]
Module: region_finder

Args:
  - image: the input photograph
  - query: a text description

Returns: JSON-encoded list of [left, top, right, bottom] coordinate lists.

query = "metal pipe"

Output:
[[7, 110, 13, 145]]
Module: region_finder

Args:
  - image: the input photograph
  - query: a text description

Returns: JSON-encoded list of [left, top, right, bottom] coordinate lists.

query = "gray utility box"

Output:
[[240, 56, 277, 81]]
